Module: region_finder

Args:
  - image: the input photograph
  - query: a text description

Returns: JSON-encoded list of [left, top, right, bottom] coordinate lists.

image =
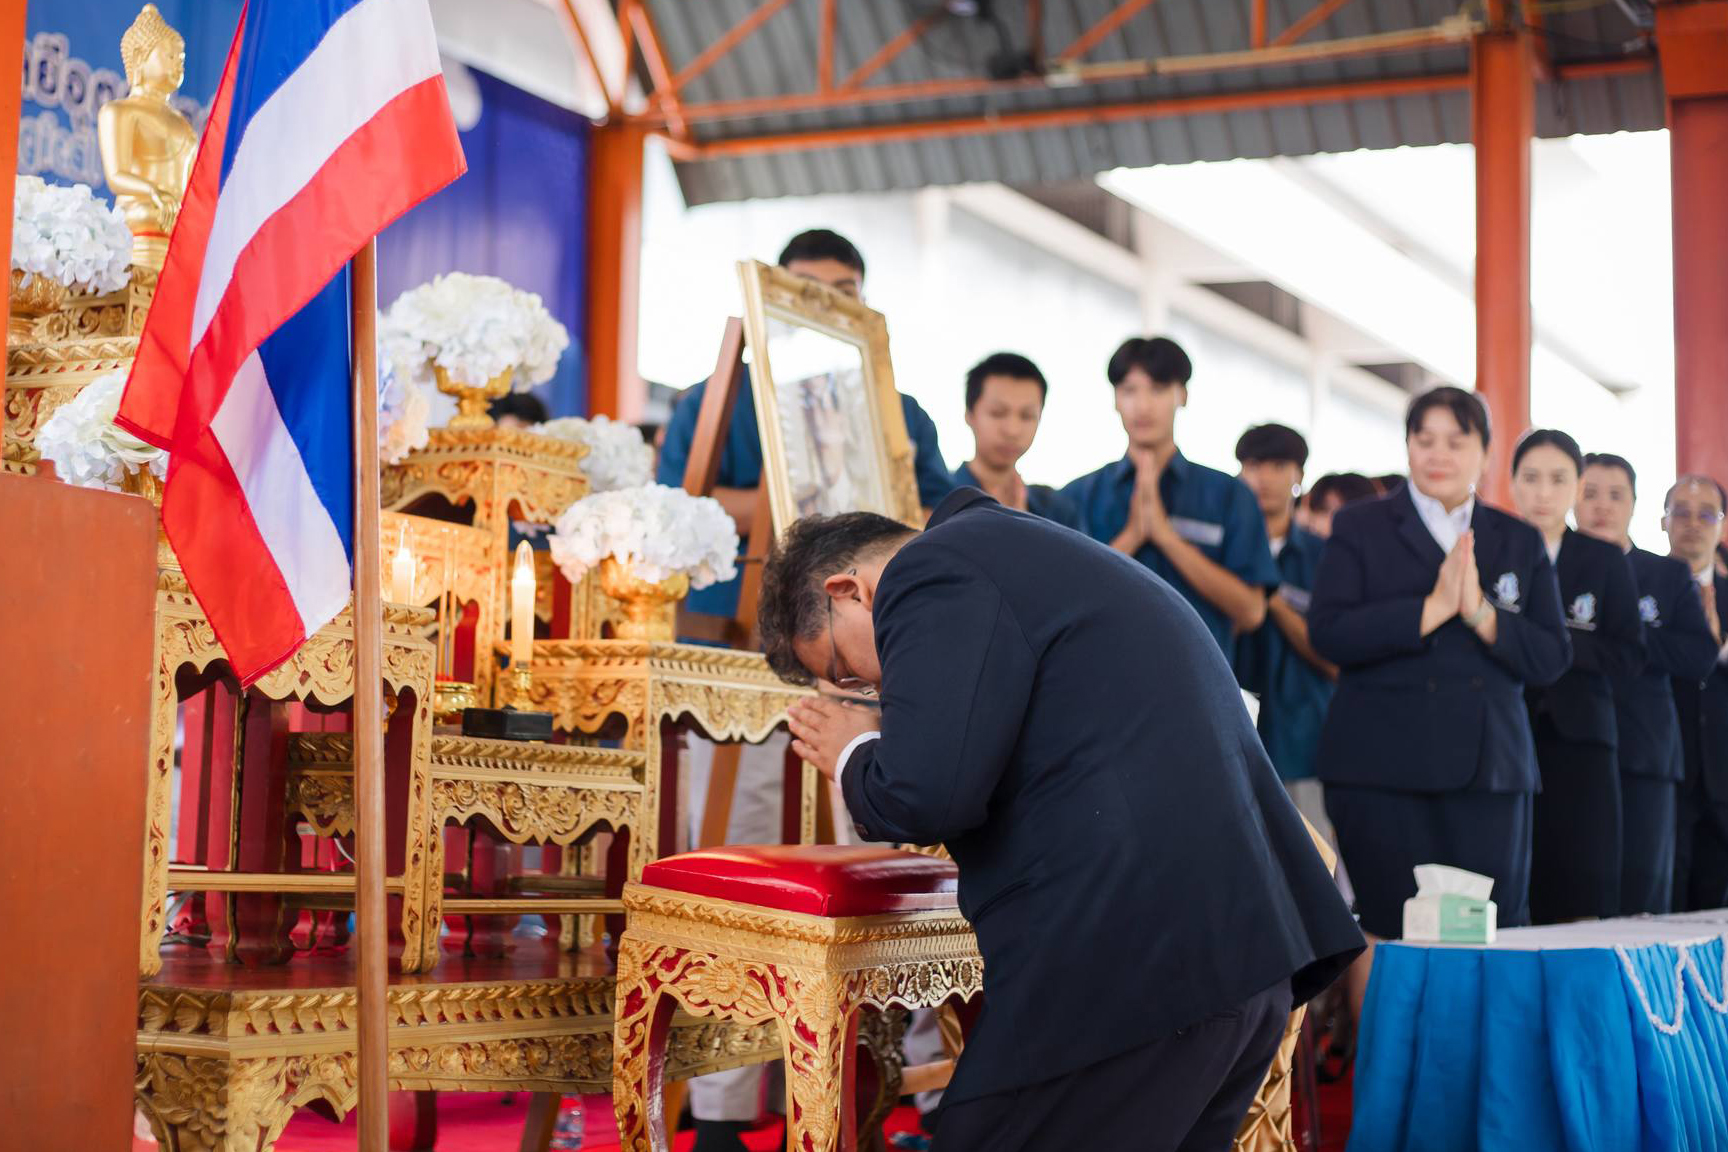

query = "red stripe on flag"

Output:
[[115, 4, 248, 449], [161, 426, 309, 685], [172, 77, 465, 450]]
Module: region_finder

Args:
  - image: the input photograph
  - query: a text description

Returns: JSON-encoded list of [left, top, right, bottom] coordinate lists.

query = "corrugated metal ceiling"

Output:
[[641, 0, 1664, 205]]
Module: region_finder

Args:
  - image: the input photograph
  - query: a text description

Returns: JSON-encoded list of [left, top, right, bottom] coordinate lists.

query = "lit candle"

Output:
[[391, 525, 415, 605], [511, 540, 535, 668]]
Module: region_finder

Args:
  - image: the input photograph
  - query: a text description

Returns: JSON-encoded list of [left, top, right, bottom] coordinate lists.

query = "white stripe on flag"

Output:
[[210, 352, 353, 638], [191, 0, 442, 345]]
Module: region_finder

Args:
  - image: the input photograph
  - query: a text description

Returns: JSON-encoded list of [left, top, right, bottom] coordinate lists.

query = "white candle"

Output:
[[391, 525, 415, 605], [511, 540, 535, 667]]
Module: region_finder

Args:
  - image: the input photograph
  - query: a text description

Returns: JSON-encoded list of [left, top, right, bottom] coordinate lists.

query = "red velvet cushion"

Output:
[[640, 845, 958, 917]]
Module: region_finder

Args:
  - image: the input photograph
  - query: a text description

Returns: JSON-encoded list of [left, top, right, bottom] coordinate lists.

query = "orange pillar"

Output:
[[1471, 20, 1535, 506], [1, 0, 27, 440], [1658, 2, 1728, 486], [585, 122, 648, 420]]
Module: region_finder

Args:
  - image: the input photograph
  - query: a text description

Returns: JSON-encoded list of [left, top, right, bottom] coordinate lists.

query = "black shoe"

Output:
[[691, 1119, 750, 1152]]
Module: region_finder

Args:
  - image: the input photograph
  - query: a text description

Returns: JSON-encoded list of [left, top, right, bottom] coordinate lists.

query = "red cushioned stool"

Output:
[[611, 845, 982, 1152]]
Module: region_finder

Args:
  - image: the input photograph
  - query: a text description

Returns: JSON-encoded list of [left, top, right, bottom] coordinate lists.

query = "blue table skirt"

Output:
[[1350, 918, 1728, 1152]]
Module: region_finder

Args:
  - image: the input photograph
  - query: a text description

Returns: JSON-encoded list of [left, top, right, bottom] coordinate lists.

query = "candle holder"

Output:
[[507, 662, 534, 709]]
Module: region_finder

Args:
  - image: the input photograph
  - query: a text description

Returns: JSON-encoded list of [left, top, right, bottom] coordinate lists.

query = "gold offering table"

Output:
[[286, 734, 648, 973], [523, 639, 819, 874], [134, 943, 782, 1152]]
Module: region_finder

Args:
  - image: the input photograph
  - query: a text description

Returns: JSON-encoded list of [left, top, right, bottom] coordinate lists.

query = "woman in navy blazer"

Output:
[[1310, 388, 1570, 960], [1508, 430, 1645, 922]]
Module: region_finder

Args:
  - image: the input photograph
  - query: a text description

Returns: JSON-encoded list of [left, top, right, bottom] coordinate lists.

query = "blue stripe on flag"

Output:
[[256, 271, 355, 562], [220, 0, 369, 185]]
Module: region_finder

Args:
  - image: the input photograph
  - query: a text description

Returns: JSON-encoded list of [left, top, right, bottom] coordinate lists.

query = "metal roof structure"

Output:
[[626, 0, 1663, 205]]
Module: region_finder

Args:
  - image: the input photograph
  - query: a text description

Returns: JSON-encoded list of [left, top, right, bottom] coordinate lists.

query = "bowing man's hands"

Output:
[[788, 695, 882, 783]]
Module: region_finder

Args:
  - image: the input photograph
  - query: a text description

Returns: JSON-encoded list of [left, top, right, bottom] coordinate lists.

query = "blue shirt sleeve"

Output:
[[1222, 478, 1283, 589], [655, 382, 702, 488], [900, 394, 955, 508]]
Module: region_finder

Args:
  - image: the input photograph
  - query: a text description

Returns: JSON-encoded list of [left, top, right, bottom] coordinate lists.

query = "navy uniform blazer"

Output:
[[839, 488, 1363, 1105], [1674, 571, 1728, 803], [1308, 486, 1571, 794], [1618, 548, 1718, 781], [1525, 529, 1645, 748], [1236, 526, 1334, 781], [951, 462, 1082, 530]]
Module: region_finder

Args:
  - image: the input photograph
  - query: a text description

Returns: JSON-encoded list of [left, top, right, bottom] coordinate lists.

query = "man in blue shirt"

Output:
[[951, 352, 1081, 529], [656, 229, 954, 621], [1233, 424, 1338, 832], [1063, 336, 1279, 660]]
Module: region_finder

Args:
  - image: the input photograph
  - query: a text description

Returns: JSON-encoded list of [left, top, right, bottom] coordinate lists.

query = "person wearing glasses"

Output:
[[1507, 431, 1645, 923], [1576, 454, 1720, 913], [1663, 474, 1728, 910], [761, 490, 1361, 1151]]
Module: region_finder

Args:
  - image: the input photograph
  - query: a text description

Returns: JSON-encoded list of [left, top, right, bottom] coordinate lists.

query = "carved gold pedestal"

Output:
[[612, 886, 983, 1152], [523, 640, 817, 877], [134, 948, 783, 1152], [140, 576, 436, 977], [286, 734, 648, 972]]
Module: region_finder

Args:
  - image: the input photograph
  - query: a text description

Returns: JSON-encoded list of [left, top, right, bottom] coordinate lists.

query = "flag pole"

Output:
[[349, 238, 389, 1152]]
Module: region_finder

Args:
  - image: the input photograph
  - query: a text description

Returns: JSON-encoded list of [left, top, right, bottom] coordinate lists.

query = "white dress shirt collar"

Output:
[[1409, 485, 1475, 553]]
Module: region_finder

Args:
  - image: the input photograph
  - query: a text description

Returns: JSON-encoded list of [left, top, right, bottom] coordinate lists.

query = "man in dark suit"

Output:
[[760, 488, 1363, 1152]]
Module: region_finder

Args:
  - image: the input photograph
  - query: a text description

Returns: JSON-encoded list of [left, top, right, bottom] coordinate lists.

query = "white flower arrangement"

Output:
[[11, 175, 133, 295], [549, 484, 739, 590], [35, 370, 166, 490], [534, 414, 654, 493], [378, 356, 430, 465], [380, 272, 569, 393]]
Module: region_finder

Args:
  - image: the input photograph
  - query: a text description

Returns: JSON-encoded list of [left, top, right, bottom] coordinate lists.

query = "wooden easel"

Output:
[[677, 318, 836, 847]]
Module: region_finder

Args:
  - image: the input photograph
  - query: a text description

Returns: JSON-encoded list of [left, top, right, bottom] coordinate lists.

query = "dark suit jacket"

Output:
[[1308, 487, 1571, 794], [1675, 571, 1728, 803], [839, 488, 1363, 1104], [1619, 548, 1718, 781], [1525, 529, 1645, 748]]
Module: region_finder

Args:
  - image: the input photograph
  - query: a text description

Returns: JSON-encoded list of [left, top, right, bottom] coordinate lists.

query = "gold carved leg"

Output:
[[611, 936, 682, 1152], [854, 1009, 907, 1152], [628, 721, 665, 881], [776, 970, 858, 1152], [136, 1050, 357, 1152], [140, 632, 177, 978]]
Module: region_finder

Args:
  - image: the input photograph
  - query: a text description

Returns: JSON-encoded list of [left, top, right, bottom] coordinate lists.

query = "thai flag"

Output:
[[117, 0, 465, 685]]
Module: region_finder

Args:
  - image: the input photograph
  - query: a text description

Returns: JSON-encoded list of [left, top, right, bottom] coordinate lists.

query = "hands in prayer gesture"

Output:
[[1114, 449, 1174, 553], [1422, 531, 1493, 639], [1699, 579, 1722, 647]]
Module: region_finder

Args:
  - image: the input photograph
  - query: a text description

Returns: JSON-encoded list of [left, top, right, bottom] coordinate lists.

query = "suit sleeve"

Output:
[[901, 396, 956, 508], [1653, 570, 1721, 682], [1568, 550, 1646, 679], [1486, 547, 1572, 687], [1307, 517, 1426, 667], [839, 544, 1036, 846]]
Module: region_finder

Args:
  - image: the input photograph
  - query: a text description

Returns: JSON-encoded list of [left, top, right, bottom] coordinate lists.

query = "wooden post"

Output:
[[1470, 15, 1534, 505], [350, 239, 389, 1152]]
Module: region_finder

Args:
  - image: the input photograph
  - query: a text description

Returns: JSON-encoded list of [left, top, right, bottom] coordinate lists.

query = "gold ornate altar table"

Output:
[[134, 943, 782, 1152], [523, 639, 818, 876], [141, 572, 436, 977], [285, 734, 648, 973]]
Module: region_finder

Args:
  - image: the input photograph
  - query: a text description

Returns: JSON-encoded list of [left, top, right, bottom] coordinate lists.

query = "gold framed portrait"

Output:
[[736, 259, 921, 536]]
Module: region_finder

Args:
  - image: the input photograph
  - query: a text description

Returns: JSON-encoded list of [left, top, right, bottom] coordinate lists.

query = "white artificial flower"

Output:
[[379, 272, 570, 397], [35, 370, 167, 491], [11, 175, 133, 295], [534, 414, 654, 493], [549, 484, 739, 591], [378, 356, 430, 465]]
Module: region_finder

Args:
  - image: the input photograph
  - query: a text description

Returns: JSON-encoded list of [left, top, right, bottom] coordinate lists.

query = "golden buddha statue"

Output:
[[98, 5, 196, 273]]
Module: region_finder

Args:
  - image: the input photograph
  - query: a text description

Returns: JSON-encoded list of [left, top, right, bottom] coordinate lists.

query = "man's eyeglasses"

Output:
[[825, 570, 876, 697], [1666, 506, 1726, 526]]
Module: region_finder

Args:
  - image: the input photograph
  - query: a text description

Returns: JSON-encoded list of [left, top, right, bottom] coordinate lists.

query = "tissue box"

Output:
[[1403, 893, 1497, 944]]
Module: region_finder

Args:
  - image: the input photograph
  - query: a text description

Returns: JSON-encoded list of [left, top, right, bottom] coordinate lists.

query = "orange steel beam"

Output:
[[618, 0, 637, 92], [840, 9, 943, 91], [1057, 0, 1161, 62], [1472, 25, 1535, 505], [1252, 0, 1268, 49], [1029, 0, 1045, 61], [665, 71, 1468, 160], [662, 0, 796, 104], [1656, 0, 1728, 483], [557, 0, 615, 119], [629, 0, 690, 140], [818, 0, 836, 92], [1272, 0, 1357, 48]]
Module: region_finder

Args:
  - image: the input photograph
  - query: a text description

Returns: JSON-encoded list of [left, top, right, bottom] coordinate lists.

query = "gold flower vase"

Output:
[[598, 557, 689, 642], [433, 364, 516, 430], [9, 269, 69, 342]]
